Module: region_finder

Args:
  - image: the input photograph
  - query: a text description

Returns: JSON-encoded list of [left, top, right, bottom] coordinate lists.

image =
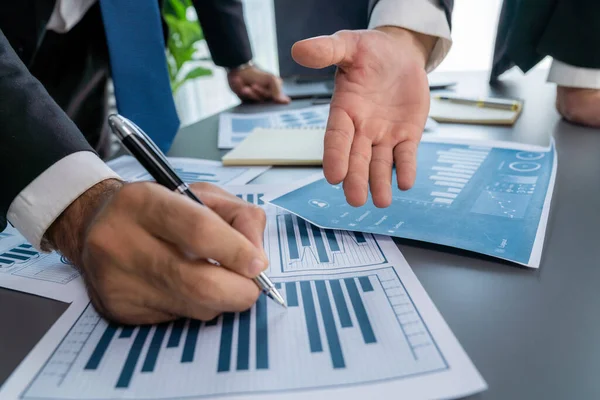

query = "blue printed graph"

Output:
[[236, 192, 266, 206], [276, 214, 386, 272], [23, 268, 446, 399]]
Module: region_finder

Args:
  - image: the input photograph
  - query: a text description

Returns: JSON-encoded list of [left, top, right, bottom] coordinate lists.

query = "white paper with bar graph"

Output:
[[0, 185, 486, 400], [0, 225, 85, 302]]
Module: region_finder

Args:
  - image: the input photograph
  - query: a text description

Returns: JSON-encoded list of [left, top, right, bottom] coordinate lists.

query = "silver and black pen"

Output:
[[108, 114, 286, 308]]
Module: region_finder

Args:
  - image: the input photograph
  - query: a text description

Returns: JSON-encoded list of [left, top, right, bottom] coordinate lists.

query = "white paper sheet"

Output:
[[108, 156, 269, 185], [1, 185, 486, 400], [0, 225, 85, 302]]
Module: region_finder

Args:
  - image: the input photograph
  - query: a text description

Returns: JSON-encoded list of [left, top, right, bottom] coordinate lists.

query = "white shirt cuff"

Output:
[[7, 152, 121, 250], [368, 0, 453, 72], [547, 59, 600, 89]]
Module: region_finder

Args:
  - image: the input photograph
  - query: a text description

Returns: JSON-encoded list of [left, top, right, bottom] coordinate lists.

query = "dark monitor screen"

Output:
[[274, 0, 369, 79]]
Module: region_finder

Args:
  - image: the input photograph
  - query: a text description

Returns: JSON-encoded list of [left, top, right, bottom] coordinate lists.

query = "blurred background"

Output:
[[151, 0, 551, 127]]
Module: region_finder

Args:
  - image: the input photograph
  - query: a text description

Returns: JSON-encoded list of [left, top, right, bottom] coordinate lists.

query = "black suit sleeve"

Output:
[[191, 0, 253, 69], [369, 0, 455, 28], [0, 29, 94, 231]]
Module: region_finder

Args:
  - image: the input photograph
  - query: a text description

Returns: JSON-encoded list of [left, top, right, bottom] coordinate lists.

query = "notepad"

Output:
[[429, 96, 523, 125], [222, 128, 325, 166]]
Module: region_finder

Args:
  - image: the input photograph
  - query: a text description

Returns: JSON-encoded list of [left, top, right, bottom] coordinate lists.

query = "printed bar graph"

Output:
[[0, 252, 79, 284], [116, 326, 151, 388], [276, 214, 386, 272], [182, 320, 201, 363], [0, 257, 13, 265], [24, 268, 447, 399], [217, 313, 235, 372], [142, 323, 168, 372]]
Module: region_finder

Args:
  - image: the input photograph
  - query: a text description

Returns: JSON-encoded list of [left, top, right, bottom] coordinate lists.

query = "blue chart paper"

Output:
[[270, 142, 557, 267], [2, 186, 485, 400]]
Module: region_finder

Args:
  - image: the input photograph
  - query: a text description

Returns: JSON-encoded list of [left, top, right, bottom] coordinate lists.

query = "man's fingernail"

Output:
[[249, 257, 267, 276]]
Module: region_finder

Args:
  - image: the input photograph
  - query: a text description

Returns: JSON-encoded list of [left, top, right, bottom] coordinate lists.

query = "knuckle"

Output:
[[232, 286, 261, 312], [189, 182, 213, 194]]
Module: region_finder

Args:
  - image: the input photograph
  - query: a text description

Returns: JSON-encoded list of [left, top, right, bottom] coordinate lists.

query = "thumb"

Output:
[[292, 30, 358, 69]]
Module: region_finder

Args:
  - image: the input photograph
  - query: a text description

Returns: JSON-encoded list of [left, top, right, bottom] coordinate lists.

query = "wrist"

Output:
[[375, 26, 437, 69], [226, 60, 255, 75], [43, 179, 124, 267]]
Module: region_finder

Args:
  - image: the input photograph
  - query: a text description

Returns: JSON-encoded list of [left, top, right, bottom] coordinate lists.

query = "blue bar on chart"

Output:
[[166, 319, 185, 347], [296, 216, 311, 247], [10, 247, 38, 256], [300, 281, 323, 352], [217, 313, 235, 372], [85, 323, 118, 370], [257, 193, 265, 205], [19, 243, 33, 249], [236, 194, 243, 200], [255, 295, 269, 370], [285, 282, 299, 307], [359, 276, 374, 292], [142, 323, 169, 372], [236, 310, 251, 371], [119, 326, 135, 339], [353, 232, 367, 244], [344, 278, 377, 344], [206, 316, 220, 327], [1, 252, 27, 261], [0, 257, 13, 265], [329, 280, 353, 328], [182, 320, 201, 363], [176, 168, 218, 183], [247, 194, 254, 204], [310, 224, 329, 263], [116, 326, 151, 388], [284, 214, 299, 260], [325, 230, 340, 252], [315, 281, 345, 368]]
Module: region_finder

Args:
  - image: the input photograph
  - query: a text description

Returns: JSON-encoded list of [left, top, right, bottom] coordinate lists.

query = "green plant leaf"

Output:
[[171, 66, 213, 93]]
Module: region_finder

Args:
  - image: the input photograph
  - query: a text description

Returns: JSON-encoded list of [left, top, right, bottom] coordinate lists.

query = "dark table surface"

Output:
[[2, 70, 599, 400]]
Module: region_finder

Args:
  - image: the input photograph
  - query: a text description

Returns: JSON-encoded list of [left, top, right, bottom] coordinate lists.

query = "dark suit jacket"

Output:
[[0, 0, 252, 232], [492, 0, 600, 80]]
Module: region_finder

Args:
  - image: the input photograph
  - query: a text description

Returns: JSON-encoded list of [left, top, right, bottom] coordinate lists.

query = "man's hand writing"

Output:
[[46, 181, 268, 325], [292, 28, 436, 207]]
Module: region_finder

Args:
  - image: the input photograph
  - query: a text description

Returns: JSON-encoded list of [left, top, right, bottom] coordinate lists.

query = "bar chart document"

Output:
[[218, 105, 330, 149], [0, 225, 84, 302], [268, 139, 557, 268], [108, 156, 269, 185], [1, 186, 486, 400]]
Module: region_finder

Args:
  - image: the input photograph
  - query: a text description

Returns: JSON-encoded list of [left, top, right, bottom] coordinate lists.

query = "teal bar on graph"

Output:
[[236, 309, 251, 370], [10, 248, 38, 256], [247, 194, 254, 204], [284, 214, 300, 260], [255, 295, 269, 369], [300, 281, 323, 352], [285, 282, 299, 307], [296, 216, 311, 247], [142, 323, 169, 372], [329, 280, 352, 328], [205, 316, 220, 327], [315, 281, 346, 368], [257, 193, 265, 205], [344, 278, 376, 344], [310, 225, 329, 263], [1, 252, 27, 261], [217, 313, 235, 372], [85, 323, 118, 370], [181, 320, 201, 363], [359, 276, 374, 292], [325, 230, 340, 252], [119, 326, 135, 338], [116, 326, 151, 388], [354, 232, 367, 243], [166, 319, 185, 347]]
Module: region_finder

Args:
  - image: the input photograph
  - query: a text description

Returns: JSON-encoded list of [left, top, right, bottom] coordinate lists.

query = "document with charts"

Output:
[[1, 185, 486, 400], [268, 138, 557, 268], [107, 156, 269, 185], [0, 225, 84, 302], [218, 105, 330, 149]]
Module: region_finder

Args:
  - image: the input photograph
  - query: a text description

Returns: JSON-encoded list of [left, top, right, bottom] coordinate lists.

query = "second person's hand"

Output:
[[46, 180, 268, 325], [292, 27, 437, 208]]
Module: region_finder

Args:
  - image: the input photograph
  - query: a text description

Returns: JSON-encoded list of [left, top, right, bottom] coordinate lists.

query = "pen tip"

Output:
[[267, 291, 287, 308]]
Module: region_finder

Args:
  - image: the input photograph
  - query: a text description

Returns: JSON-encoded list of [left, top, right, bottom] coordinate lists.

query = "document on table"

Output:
[[0, 224, 85, 302], [218, 105, 439, 150], [1, 185, 486, 400], [108, 156, 269, 185], [267, 138, 557, 268]]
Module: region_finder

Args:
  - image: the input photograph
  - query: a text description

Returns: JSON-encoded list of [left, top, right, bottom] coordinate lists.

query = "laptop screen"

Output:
[[274, 0, 369, 80]]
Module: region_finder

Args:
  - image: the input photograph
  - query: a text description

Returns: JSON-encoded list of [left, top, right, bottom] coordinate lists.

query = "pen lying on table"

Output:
[[107, 114, 286, 308]]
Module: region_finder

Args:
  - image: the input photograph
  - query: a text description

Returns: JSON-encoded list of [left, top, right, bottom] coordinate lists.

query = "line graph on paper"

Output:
[[22, 268, 447, 400], [274, 214, 386, 273]]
